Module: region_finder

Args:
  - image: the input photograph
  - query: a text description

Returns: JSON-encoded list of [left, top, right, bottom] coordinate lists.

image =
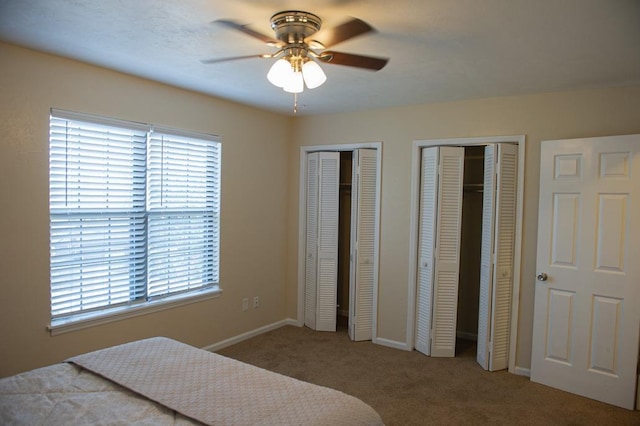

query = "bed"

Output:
[[0, 336, 384, 425]]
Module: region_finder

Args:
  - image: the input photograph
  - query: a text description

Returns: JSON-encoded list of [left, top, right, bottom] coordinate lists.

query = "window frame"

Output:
[[48, 109, 222, 335]]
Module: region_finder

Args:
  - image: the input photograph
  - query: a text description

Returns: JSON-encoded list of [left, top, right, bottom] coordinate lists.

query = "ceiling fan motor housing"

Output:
[[270, 11, 322, 44]]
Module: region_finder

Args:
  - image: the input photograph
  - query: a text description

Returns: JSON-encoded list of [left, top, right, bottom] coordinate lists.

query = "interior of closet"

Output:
[[337, 151, 353, 328], [456, 146, 485, 348]]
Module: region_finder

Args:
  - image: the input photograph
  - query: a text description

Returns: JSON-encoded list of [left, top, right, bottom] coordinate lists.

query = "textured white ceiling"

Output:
[[1, 0, 639, 116]]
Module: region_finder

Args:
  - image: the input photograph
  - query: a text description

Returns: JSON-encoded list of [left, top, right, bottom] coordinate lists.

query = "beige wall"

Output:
[[288, 85, 640, 370], [3, 41, 640, 377], [0, 43, 292, 377]]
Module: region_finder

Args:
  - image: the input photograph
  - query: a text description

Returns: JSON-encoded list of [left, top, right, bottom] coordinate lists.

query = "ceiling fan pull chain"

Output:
[[293, 92, 298, 115]]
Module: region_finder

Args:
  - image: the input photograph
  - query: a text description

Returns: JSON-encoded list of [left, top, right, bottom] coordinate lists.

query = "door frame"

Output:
[[407, 135, 525, 373], [297, 142, 383, 341]]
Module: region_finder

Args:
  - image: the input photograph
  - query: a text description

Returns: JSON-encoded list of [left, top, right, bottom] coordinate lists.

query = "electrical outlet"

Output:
[[242, 298, 249, 312], [253, 296, 259, 308]]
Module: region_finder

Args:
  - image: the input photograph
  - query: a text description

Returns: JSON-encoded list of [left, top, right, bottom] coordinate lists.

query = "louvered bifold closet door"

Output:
[[315, 152, 340, 332], [415, 147, 439, 355], [487, 143, 518, 370], [350, 149, 378, 341], [477, 143, 518, 370], [430, 146, 465, 357], [477, 145, 497, 370], [304, 153, 319, 330]]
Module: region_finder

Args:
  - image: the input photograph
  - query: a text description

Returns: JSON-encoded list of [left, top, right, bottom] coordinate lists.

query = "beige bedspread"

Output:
[[0, 362, 202, 425], [1, 337, 383, 426]]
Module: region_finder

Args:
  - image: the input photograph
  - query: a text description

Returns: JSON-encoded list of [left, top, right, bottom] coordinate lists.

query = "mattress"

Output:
[[0, 337, 384, 426]]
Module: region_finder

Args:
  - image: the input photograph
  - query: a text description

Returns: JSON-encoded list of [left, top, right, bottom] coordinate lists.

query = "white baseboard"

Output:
[[374, 337, 412, 351], [202, 318, 298, 352], [513, 366, 531, 377]]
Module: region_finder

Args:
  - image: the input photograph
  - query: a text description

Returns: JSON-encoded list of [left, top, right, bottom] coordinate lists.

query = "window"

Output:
[[49, 109, 220, 328]]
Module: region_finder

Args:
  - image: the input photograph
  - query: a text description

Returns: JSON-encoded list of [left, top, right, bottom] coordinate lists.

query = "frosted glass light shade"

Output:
[[267, 59, 293, 88], [302, 60, 327, 89], [283, 70, 304, 93]]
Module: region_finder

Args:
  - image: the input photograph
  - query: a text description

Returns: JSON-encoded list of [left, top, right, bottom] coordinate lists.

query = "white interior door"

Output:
[[477, 144, 518, 371], [304, 152, 340, 332], [349, 149, 378, 341], [530, 135, 640, 409], [415, 146, 465, 357]]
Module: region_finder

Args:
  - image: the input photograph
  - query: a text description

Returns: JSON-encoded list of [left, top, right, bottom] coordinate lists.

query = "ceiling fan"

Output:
[[202, 10, 389, 94]]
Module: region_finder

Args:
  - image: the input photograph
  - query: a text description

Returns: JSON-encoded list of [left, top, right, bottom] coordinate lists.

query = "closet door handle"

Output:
[[537, 272, 548, 282]]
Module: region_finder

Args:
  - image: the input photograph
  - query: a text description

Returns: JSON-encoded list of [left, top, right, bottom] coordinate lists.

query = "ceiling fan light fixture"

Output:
[[301, 59, 326, 89], [283, 70, 304, 93], [208, 10, 389, 99], [267, 58, 293, 88]]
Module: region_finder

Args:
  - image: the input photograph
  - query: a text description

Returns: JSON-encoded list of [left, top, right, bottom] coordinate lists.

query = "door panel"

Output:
[[545, 289, 574, 364], [551, 193, 581, 266], [589, 296, 621, 373], [531, 135, 640, 410], [595, 194, 627, 272]]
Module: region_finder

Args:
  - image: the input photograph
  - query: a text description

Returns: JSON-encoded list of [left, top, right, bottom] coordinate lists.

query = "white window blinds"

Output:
[[147, 129, 220, 298], [49, 110, 220, 321]]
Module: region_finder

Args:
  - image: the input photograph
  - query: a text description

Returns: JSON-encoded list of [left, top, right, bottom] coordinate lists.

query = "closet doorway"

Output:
[[297, 143, 382, 342], [407, 136, 525, 372]]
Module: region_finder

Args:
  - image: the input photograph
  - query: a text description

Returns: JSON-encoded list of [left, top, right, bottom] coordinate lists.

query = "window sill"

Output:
[[48, 287, 222, 336]]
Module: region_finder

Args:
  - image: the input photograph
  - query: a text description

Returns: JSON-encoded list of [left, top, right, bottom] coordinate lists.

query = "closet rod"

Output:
[[463, 183, 483, 193]]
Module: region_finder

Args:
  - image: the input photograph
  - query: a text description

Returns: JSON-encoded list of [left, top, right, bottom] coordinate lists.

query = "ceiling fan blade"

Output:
[[200, 54, 268, 64], [318, 51, 388, 71], [214, 19, 283, 47], [307, 18, 374, 49]]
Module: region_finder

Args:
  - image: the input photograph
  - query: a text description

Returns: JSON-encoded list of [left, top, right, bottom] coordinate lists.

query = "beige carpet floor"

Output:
[[217, 324, 640, 426]]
